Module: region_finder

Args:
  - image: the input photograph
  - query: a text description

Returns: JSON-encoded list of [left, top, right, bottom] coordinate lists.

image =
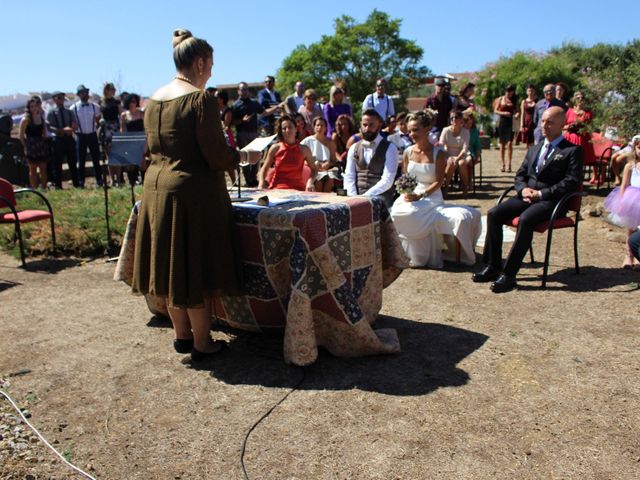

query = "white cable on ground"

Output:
[[0, 388, 98, 480]]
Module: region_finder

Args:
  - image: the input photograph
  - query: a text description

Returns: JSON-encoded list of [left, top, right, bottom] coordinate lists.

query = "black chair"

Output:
[[496, 185, 586, 287]]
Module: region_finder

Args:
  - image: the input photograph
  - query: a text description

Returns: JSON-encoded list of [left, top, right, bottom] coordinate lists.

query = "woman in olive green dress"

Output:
[[132, 29, 260, 361]]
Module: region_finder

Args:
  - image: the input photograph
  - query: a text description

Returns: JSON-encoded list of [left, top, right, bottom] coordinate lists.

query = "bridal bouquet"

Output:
[[395, 173, 418, 194]]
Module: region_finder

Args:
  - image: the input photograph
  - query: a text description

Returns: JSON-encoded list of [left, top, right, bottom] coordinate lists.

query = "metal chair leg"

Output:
[[542, 227, 554, 288], [573, 223, 580, 274], [49, 214, 56, 251], [471, 164, 476, 195], [14, 219, 26, 268]]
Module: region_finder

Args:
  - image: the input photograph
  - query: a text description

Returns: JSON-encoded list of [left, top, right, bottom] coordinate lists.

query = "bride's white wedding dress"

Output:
[[390, 154, 481, 268]]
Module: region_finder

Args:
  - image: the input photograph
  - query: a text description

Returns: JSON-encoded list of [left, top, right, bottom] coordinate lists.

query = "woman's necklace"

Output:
[[413, 143, 431, 163], [174, 74, 195, 85]]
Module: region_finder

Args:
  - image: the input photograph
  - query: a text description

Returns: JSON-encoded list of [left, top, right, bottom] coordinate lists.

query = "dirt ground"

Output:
[[1, 145, 639, 480]]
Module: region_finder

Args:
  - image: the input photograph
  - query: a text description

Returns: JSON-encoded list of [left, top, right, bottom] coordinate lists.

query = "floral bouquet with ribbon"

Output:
[[394, 173, 418, 195]]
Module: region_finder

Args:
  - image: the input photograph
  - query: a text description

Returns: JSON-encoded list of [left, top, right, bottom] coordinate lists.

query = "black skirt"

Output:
[[25, 136, 52, 162]]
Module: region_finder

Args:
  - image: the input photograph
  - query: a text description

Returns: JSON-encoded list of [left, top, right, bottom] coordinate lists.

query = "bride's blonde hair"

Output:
[[407, 110, 436, 130]]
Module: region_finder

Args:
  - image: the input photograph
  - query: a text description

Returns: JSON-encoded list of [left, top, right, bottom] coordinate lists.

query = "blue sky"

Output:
[[3, 0, 638, 96]]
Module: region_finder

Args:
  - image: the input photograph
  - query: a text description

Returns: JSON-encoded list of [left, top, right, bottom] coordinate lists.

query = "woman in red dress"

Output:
[[258, 114, 317, 191], [519, 84, 537, 149], [563, 91, 597, 182]]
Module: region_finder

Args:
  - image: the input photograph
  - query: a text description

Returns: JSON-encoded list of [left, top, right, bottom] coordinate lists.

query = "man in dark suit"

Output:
[[473, 106, 583, 292], [257, 75, 282, 135]]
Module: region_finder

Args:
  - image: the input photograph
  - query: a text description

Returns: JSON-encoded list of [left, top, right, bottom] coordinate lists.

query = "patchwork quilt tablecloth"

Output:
[[115, 190, 409, 365]]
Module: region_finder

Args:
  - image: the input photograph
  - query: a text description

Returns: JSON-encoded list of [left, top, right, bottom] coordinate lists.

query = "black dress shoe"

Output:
[[472, 265, 500, 283], [173, 338, 194, 354], [490, 274, 517, 293]]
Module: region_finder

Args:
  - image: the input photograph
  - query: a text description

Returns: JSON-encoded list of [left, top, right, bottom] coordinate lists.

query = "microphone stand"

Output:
[[230, 158, 253, 203]]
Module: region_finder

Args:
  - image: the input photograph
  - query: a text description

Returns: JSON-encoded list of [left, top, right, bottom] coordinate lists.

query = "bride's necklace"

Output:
[[412, 143, 432, 163], [174, 74, 195, 85]]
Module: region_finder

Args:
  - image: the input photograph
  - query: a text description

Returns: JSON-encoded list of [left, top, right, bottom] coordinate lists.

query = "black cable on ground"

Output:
[[239, 366, 306, 480], [210, 307, 309, 480]]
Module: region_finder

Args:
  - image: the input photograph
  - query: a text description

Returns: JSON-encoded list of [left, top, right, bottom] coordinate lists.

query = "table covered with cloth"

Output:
[[115, 189, 409, 365]]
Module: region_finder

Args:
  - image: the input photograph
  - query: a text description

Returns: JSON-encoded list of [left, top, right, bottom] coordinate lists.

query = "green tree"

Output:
[[474, 51, 576, 111], [277, 10, 431, 117], [474, 41, 640, 139], [582, 40, 640, 139]]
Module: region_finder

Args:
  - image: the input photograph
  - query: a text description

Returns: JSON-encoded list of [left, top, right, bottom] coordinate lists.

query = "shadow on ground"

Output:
[[517, 265, 640, 292], [169, 315, 490, 396], [22, 258, 81, 273], [0, 279, 21, 292]]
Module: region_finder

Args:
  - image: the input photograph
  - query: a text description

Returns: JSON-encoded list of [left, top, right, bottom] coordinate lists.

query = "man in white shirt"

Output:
[[344, 109, 399, 208], [70, 84, 102, 187], [361, 79, 395, 125], [284, 81, 305, 115]]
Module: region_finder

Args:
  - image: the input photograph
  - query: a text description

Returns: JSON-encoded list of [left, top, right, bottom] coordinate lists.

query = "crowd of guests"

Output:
[[215, 75, 486, 198], [491, 81, 600, 184], [222, 74, 640, 289], [12, 75, 603, 197], [26, 28, 626, 363], [15, 84, 147, 190], [11, 64, 640, 298]]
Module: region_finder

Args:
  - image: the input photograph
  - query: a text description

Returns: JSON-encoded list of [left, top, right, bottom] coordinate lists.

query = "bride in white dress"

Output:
[[390, 111, 481, 268]]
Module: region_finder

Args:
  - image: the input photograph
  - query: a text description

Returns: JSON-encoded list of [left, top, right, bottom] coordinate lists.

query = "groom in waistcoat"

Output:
[[473, 106, 583, 293], [343, 109, 399, 208]]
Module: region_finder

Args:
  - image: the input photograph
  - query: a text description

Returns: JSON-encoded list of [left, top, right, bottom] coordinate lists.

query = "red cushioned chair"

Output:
[[497, 185, 586, 288], [0, 177, 56, 267], [590, 132, 616, 190]]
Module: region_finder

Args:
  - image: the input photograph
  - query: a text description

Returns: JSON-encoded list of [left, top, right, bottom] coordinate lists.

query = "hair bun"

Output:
[[172, 28, 193, 48]]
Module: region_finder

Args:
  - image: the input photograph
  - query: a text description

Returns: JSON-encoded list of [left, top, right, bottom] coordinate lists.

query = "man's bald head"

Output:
[[541, 106, 566, 141]]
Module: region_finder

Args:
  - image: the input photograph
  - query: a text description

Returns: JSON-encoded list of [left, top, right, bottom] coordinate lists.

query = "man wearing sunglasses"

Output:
[[257, 75, 282, 135], [533, 83, 567, 145]]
